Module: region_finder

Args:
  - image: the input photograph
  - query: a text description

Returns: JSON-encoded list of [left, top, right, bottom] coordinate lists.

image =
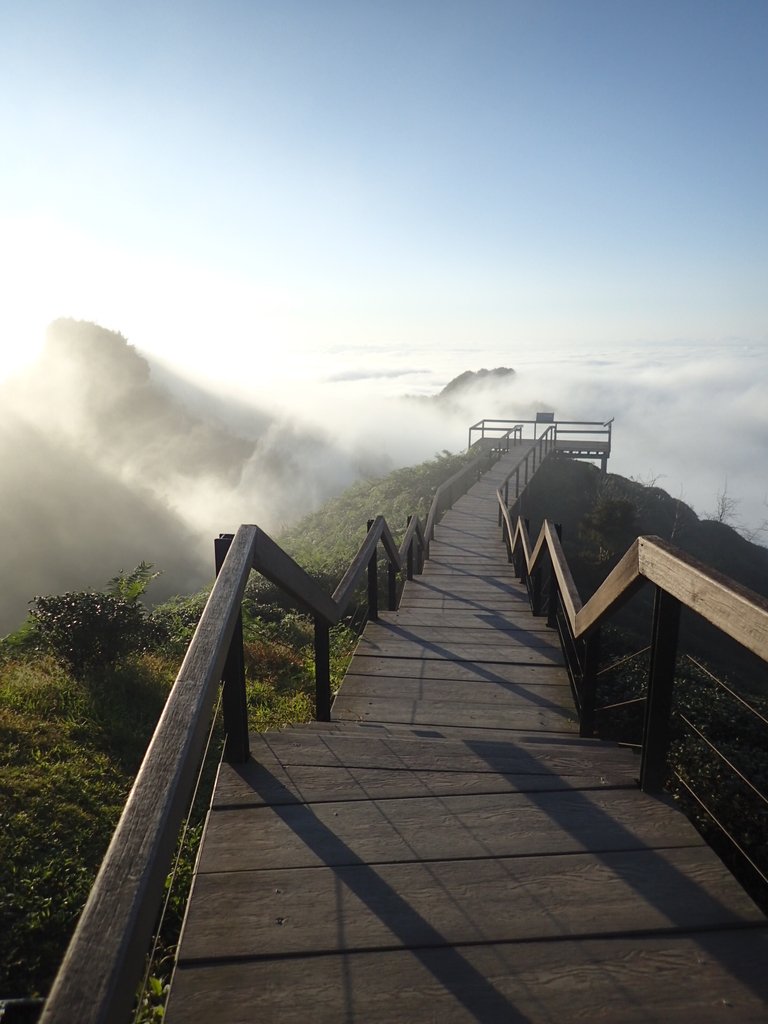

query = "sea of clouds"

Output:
[[0, 323, 764, 633]]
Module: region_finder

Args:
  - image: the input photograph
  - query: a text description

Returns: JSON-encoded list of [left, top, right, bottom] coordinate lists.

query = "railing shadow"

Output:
[[192, 767, 531, 1023]]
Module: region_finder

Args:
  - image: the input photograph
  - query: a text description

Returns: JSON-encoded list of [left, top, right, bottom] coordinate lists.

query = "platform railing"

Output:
[[469, 417, 612, 460], [40, 443, 501, 1024]]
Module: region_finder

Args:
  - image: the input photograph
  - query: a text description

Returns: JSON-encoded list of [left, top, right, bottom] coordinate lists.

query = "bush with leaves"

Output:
[[30, 563, 163, 678]]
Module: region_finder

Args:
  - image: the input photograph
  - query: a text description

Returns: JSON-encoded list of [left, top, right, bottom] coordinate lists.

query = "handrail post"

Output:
[[547, 524, 562, 628], [388, 560, 397, 611], [367, 519, 379, 621], [579, 628, 600, 737], [314, 617, 331, 722], [214, 534, 250, 763], [519, 519, 530, 586], [514, 529, 525, 579], [532, 561, 544, 614], [640, 587, 682, 792], [547, 569, 559, 628], [406, 516, 414, 580]]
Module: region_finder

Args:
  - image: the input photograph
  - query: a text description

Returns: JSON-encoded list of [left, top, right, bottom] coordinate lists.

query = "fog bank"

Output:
[[1, 321, 764, 634]]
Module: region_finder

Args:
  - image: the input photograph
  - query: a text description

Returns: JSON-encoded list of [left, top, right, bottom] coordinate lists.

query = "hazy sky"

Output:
[[1, 0, 767, 536], [1, 0, 766, 391]]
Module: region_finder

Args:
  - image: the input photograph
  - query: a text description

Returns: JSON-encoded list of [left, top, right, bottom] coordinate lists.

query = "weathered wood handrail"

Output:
[[41, 444, 500, 1024], [500, 506, 768, 794], [40, 526, 259, 1024]]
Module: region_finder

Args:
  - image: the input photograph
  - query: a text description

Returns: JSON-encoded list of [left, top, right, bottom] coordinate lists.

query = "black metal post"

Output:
[[547, 524, 562, 628], [388, 561, 397, 611], [579, 628, 601, 737], [314, 617, 331, 722], [640, 588, 682, 792], [367, 519, 379, 621], [547, 570, 558, 628], [519, 518, 530, 587], [531, 566, 543, 616], [406, 516, 414, 580], [214, 534, 250, 764]]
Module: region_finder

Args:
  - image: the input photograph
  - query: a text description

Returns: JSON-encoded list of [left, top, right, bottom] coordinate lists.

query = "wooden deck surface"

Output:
[[165, 451, 768, 1023]]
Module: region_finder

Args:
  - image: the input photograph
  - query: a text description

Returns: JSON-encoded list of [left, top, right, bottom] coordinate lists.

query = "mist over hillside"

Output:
[[2, 320, 765, 635], [0, 321, 520, 632]]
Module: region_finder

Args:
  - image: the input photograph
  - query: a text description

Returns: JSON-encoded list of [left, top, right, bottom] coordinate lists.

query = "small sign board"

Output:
[[535, 411, 555, 423]]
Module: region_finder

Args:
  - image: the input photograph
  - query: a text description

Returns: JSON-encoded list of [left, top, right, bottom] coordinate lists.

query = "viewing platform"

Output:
[[468, 417, 612, 472]]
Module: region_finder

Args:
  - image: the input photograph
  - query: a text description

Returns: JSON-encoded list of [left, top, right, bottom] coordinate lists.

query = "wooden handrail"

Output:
[[518, 522, 768, 659], [40, 525, 259, 1024], [503, 508, 768, 792], [331, 516, 400, 612]]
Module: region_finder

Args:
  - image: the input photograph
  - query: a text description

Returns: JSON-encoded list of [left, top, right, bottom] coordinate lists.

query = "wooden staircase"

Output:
[[164, 454, 768, 1023]]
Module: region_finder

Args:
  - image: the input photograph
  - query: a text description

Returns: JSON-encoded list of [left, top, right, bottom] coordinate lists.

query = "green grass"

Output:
[[0, 614, 356, 1003], [0, 653, 175, 997]]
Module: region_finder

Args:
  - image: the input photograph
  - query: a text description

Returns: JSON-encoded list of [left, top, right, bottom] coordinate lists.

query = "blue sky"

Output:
[[1, 0, 768, 556], [1, 0, 765, 388]]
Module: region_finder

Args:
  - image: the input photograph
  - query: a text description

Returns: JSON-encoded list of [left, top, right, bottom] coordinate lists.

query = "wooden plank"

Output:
[[366, 618, 561, 634], [345, 655, 568, 684], [175, 847, 765, 961], [411, 577, 528, 593], [338, 675, 571, 702], [246, 731, 642, 778], [397, 589, 528, 602], [198, 789, 705, 873], [331, 696, 576, 730], [292, 722, 594, 743], [423, 561, 519, 572], [212, 759, 636, 808], [166, 930, 768, 1024], [401, 584, 528, 598], [362, 625, 560, 645], [352, 639, 564, 665], [377, 610, 552, 630]]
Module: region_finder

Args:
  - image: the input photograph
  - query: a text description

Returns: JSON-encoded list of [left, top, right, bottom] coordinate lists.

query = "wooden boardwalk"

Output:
[[166, 452, 768, 1023]]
